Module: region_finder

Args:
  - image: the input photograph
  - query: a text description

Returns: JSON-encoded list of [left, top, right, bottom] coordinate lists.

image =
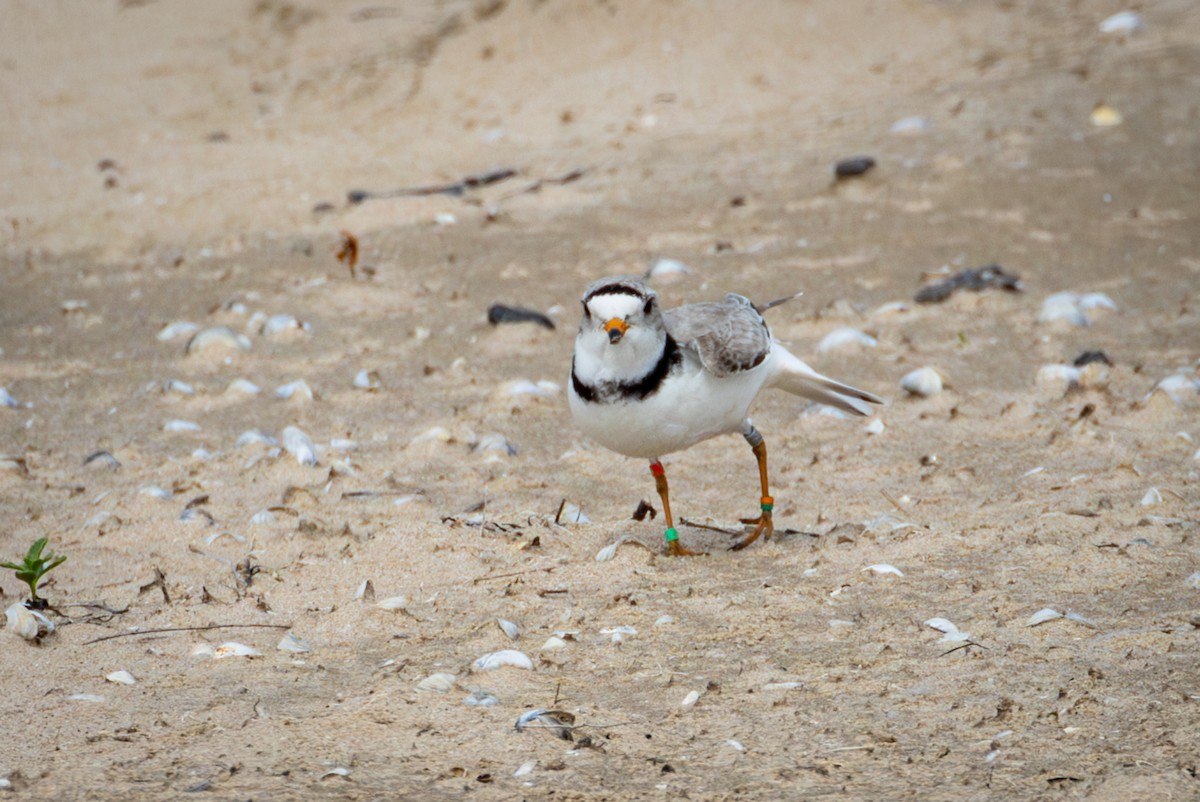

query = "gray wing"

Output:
[[663, 293, 771, 377]]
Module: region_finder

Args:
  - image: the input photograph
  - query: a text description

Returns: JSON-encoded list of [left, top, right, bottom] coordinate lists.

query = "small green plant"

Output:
[[2, 537, 67, 608]]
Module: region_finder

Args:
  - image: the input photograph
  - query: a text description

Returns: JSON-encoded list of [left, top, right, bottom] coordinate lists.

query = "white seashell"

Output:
[[1185, 571, 1200, 590], [595, 541, 623, 562], [600, 625, 637, 644], [277, 632, 311, 653], [193, 642, 261, 659], [558, 502, 590, 524], [817, 327, 877, 353], [654, 615, 674, 626], [191, 447, 214, 461], [163, 419, 202, 433], [186, 325, 251, 354], [1140, 487, 1162, 506], [513, 760, 537, 778], [463, 690, 498, 707], [1151, 373, 1200, 405], [236, 429, 277, 448], [105, 670, 136, 685], [1091, 103, 1122, 127], [901, 367, 943, 398], [410, 426, 452, 446], [353, 369, 381, 390], [540, 636, 568, 651], [162, 379, 194, 397], [1078, 292, 1117, 312], [434, 212, 457, 226], [250, 509, 276, 525], [157, 321, 199, 341], [1026, 608, 1063, 627], [328, 438, 357, 452], [504, 379, 561, 398], [354, 579, 375, 601], [282, 426, 318, 466], [274, 380, 314, 401], [376, 596, 408, 611], [725, 739, 746, 752], [863, 563, 904, 577], [473, 649, 534, 671], [1036, 364, 1082, 395], [497, 618, 521, 640], [646, 258, 691, 277], [473, 433, 517, 457], [7, 603, 54, 641], [0, 387, 22, 408], [1038, 292, 1088, 325], [140, 485, 172, 500], [66, 694, 106, 703], [260, 314, 308, 337], [681, 690, 702, 709], [226, 378, 261, 396], [872, 301, 910, 317], [890, 116, 931, 134], [319, 768, 350, 780], [762, 681, 803, 691], [924, 617, 970, 642], [864, 417, 885, 435], [1099, 11, 1142, 34]]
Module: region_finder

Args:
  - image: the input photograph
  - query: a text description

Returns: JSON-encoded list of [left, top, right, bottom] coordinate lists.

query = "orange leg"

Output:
[[731, 425, 774, 551], [650, 461, 702, 557]]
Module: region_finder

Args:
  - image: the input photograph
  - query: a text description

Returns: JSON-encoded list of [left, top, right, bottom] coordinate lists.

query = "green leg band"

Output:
[[664, 527, 679, 542], [761, 503, 773, 512]]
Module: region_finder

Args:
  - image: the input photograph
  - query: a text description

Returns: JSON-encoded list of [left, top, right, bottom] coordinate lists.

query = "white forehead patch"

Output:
[[587, 293, 646, 320]]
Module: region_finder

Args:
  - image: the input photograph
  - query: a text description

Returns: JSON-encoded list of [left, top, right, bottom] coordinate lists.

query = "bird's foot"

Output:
[[731, 509, 773, 551], [663, 527, 705, 557]]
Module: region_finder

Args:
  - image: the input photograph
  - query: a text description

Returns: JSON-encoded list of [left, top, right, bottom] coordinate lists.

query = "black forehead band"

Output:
[[583, 283, 650, 304]]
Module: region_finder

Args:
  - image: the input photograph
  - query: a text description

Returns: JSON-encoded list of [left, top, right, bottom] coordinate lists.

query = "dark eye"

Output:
[[643, 298, 654, 314]]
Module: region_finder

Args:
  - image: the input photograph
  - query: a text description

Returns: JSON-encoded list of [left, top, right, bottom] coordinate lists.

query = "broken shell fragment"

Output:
[[681, 690, 702, 709], [417, 672, 457, 693], [540, 636, 568, 651], [277, 632, 311, 653], [1099, 10, 1142, 34], [1090, 103, 1122, 127], [105, 670, 136, 685], [236, 429, 278, 448], [186, 325, 251, 355], [163, 419, 202, 433], [274, 380, 315, 401], [863, 563, 904, 577], [353, 369, 382, 390], [817, 327, 877, 353], [1036, 364, 1082, 396], [463, 689, 499, 707], [6, 603, 54, 641], [1140, 487, 1162, 506], [376, 596, 408, 611], [600, 625, 637, 643], [924, 617, 970, 642], [515, 709, 575, 740], [157, 321, 199, 341], [901, 367, 943, 398], [282, 426, 318, 466], [192, 641, 261, 659], [0, 387, 24, 408], [226, 378, 261, 396], [473, 649, 534, 671], [1026, 608, 1064, 627], [646, 258, 691, 278], [260, 314, 309, 337], [496, 618, 520, 640]]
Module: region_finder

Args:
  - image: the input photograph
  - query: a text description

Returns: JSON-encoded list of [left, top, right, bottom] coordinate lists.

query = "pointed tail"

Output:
[[770, 349, 883, 416]]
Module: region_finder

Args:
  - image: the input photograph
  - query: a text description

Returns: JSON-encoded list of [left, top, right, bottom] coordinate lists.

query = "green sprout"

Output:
[[2, 537, 67, 607]]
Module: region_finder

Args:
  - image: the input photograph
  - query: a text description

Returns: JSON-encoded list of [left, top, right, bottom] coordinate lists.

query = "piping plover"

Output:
[[568, 276, 881, 556]]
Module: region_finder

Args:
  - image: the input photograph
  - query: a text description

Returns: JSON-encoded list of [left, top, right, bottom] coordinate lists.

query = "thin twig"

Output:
[[940, 640, 988, 657], [83, 622, 291, 645]]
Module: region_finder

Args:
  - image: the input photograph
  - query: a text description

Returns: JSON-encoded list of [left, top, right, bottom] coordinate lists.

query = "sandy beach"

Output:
[[2, 1, 1199, 799]]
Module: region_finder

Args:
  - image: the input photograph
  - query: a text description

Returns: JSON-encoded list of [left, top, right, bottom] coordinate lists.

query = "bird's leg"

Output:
[[732, 424, 774, 551], [650, 460, 701, 556]]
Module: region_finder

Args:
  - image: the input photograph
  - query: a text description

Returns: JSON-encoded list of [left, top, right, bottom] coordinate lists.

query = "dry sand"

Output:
[[2, 1, 1199, 799]]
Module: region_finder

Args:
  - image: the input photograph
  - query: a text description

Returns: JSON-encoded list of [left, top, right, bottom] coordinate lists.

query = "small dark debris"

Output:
[[915, 264, 1023, 303], [347, 168, 518, 205], [97, 159, 118, 172], [487, 304, 554, 329], [312, 201, 336, 214], [84, 450, 121, 470], [632, 500, 657, 521], [835, 156, 876, 179], [184, 494, 210, 510], [336, 230, 359, 277], [206, 131, 230, 143], [1073, 350, 1113, 367], [729, 195, 746, 207]]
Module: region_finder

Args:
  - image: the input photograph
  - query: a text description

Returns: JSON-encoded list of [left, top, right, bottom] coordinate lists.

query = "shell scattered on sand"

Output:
[[817, 327, 877, 353], [282, 426, 318, 466], [417, 673, 457, 693], [862, 563, 904, 577], [1099, 10, 1142, 34], [6, 603, 55, 641], [473, 650, 534, 671], [1038, 291, 1117, 326], [186, 325, 251, 354], [376, 596, 408, 611], [192, 642, 262, 659], [901, 367, 943, 398], [496, 618, 521, 640], [274, 380, 315, 401], [924, 617, 970, 643], [105, 670, 136, 685]]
